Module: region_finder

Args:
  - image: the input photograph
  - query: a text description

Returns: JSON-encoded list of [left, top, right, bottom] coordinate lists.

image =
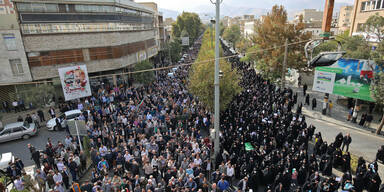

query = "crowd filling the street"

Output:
[[1, 36, 383, 192]]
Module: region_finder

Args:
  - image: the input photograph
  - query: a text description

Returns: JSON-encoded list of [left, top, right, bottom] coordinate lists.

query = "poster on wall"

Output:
[[58, 65, 91, 101], [181, 36, 189, 46], [312, 58, 381, 102]]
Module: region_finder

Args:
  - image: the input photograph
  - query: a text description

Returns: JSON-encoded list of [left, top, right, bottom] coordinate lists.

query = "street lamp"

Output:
[[210, 0, 222, 170]]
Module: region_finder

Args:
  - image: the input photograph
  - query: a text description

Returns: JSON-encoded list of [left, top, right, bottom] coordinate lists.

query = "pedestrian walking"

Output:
[[49, 107, 56, 119], [322, 101, 327, 115], [12, 100, 18, 113], [352, 110, 358, 123], [2, 101, 10, 113], [37, 109, 46, 122], [303, 84, 307, 96], [342, 133, 352, 152], [305, 94, 310, 106], [312, 98, 317, 110], [365, 113, 373, 128]]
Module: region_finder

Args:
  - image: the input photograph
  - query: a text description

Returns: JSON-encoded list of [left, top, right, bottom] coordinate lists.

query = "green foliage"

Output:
[[133, 60, 155, 85], [172, 12, 202, 44], [244, 5, 311, 81], [371, 72, 384, 105], [188, 29, 242, 112], [223, 24, 241, 49], [365, 13, 384, 42], [342, 36, 371, 59], [17, 84, 55, 108], [167, 40, 182, 63]]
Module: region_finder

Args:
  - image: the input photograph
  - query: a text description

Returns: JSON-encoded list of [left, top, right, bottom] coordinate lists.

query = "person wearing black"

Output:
[[31, 148, 40, 169], [2, 101, 9, 113], [37, 109, 45, 122], [342, 133, 352, 152], [312, 98, 317, 110], [25, 114, 33, 124], [303, 84, 308, 96], [334, 132, 343, 149], [305, 94, 310, 106], [55, 115, 62, 131]]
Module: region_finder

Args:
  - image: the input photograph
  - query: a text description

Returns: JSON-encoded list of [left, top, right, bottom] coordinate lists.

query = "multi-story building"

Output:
[[303, 21, 339, 38], [338, 6, 353, 34], [9, 0, 157, 81], [243, 21, 256, 38], [0, 14, 32, 84], [294, 9, 323, 23], [139, 2, 166, 50], [350, 0, 384, 42], [0, 0, 15, 14]]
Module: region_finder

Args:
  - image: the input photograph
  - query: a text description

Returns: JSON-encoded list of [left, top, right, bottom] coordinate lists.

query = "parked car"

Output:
[[0, 122, 38, 143], [0, 152, 14, 171], [46, 109, 82, 131]]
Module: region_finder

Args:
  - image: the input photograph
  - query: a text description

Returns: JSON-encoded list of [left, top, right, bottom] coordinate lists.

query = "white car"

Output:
[[46, 109, 83, 131], [0, 122, 38, 142], [0, 152, 14, 170]]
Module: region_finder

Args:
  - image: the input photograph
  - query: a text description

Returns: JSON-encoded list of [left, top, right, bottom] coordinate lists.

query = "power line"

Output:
[[0, 38, 311, 86]]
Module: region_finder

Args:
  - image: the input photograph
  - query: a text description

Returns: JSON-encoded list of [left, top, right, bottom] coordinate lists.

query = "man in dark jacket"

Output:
[[312, 98, 317, 110], [342, 133, 352, 152]]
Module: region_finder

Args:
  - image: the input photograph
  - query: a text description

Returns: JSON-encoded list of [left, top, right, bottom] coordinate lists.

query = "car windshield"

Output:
[[23, 121, 30, 128]]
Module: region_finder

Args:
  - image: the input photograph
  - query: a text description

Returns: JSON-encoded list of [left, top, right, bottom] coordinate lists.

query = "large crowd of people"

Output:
[[4, 36, 382, 192]]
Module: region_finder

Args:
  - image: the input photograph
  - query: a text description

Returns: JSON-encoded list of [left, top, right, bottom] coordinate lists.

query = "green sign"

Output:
[[313, 59, 381, 102], [245, 142, 255, 151]]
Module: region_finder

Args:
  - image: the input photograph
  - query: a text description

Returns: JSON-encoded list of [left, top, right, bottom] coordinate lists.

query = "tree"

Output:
[[172, 12, 202, 44], [188, 29, 242, 111], [342, 35, 371, 59], [372, 72, 384, 134], [223, 24, 241, 49], [166, 40, 182, 63], [243, 5, 311, 81], [133, 60, 155, 85], [365, 13, 384, 42]]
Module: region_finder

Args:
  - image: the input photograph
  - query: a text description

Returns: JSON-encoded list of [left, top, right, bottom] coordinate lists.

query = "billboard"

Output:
[[181, 36, 189, 46], [58, 65, 91, 101], [313, 58, 381, 102]]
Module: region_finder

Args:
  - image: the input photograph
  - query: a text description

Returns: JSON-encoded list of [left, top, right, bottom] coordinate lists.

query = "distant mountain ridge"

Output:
[[159, 2, 353, 20]]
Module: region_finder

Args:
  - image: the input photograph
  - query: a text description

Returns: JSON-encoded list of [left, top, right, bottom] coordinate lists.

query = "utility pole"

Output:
[[282, 38, 288, 89], [210, 0, 222, 170]]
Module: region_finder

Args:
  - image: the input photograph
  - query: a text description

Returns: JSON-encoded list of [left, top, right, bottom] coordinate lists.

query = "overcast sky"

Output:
[[135, 0, 354, 14]]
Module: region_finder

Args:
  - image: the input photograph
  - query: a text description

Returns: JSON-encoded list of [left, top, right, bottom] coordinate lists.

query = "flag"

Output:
[[245, 142, 254, 151], [136, 98, 145, 110]]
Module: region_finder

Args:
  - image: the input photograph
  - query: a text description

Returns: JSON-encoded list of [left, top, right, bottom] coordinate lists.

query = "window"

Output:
[[9, 59, 24, 75], [377, 0, 382, 9], [0, 130, 11, 136], [361, 1, 367, 11], [12, 127, 24, 133], [2, 34, 17, 50]]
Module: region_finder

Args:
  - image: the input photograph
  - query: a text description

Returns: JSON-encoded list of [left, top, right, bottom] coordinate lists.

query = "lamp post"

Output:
[[210, 0, 222, 170]]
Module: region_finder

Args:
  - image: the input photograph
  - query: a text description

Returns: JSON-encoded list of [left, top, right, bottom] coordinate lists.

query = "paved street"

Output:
[[0, 126, 67, 167]]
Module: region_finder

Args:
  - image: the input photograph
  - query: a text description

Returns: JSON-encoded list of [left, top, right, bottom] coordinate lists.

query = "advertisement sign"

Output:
[[313, 58, 381, 101], [313, 69, 337, 94], [181, 36, 189, 46], [58, 65, 91, 101]]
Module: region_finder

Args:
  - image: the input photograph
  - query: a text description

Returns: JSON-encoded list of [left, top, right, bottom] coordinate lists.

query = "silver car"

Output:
[[0, 122, 38, 143]]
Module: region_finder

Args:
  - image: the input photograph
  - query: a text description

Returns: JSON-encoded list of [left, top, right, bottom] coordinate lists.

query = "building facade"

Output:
[[294, 9, 323, 23], [0, 14, 32, 84], [350, 0, 384, 41], [338, 6, 353, 34], [138, 2, 166, 50], [303, 21, 339, 38], [10, 0, 158, 80], [243, 21, 255, 38], [0, 0, 15, 14]]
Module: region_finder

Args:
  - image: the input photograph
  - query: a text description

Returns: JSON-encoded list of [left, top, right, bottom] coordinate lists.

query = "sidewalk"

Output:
[[289, 84, 383, 136]]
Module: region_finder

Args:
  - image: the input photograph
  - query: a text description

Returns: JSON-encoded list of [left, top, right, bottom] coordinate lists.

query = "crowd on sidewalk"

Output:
[[4, 38, 384, 192]]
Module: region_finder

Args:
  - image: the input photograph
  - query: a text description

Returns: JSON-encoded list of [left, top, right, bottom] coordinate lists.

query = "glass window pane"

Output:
[[2, 34, 17, 50], [45, 4, 58, 12], [17, 3, 32, 12]]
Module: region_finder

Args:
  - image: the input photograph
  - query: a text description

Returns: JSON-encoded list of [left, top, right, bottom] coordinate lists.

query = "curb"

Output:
[[302, 109, 384, 140]]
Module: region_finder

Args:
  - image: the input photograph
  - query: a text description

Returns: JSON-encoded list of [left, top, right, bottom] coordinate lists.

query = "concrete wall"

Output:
[[22, 30, 156, 52], [0, 27, 32, 84]]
